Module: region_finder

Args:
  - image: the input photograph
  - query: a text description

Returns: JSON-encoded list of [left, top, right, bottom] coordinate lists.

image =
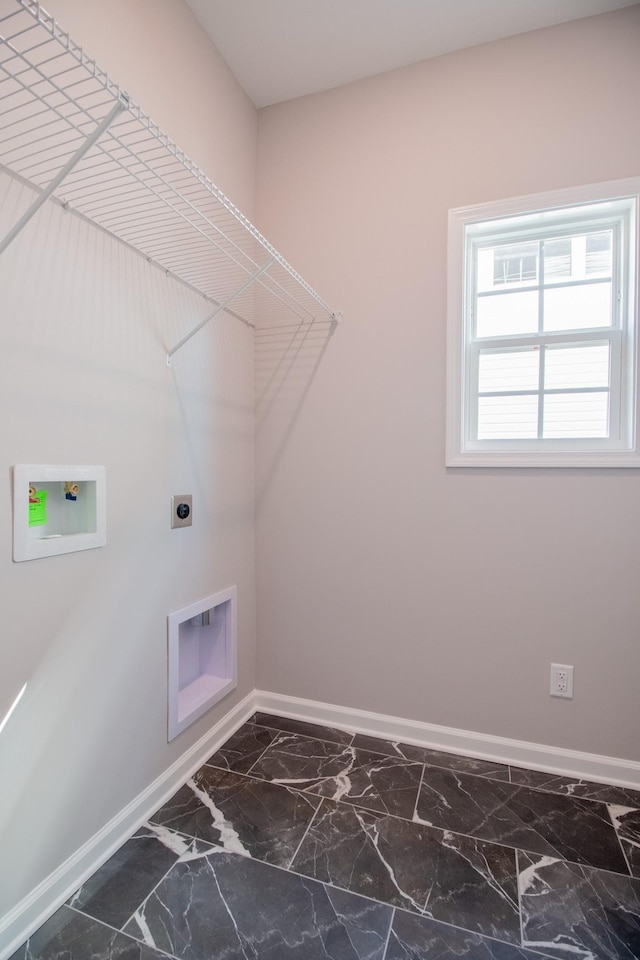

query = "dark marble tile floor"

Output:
[[11, 714, 640, 959]]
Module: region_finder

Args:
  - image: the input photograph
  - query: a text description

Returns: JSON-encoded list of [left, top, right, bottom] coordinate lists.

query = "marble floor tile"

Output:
[[291, 799, 521, 943], [352, 734, 510, 781], [67, 823, 187, 929], [324, 886, 393, 960], [385, 909, 556, 960], [249, 732, 362, 784], [416, 766, 629, 874], [149, 764, 320, 866], [610, 805, 640, 877], [204, 721, 277, 774], [307, 752, 423, 821], [509, 767, 640, 807], [250, 734, 423, 820], [518, 851, 640, 959], [251, 711, 354, 745], [124, 847, 392, 960], [13, 713, 638, 960], [9, 905, 168, 960]]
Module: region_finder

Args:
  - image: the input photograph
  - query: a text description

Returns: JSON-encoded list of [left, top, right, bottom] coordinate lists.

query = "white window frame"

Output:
[[446, 178, 640, 467]]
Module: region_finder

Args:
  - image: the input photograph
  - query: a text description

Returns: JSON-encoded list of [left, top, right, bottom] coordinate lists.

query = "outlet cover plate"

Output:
[[550, 663, 574, 699]]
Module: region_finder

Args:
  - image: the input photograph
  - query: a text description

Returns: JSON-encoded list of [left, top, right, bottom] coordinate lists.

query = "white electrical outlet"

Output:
[[550, 663, 574, 699]]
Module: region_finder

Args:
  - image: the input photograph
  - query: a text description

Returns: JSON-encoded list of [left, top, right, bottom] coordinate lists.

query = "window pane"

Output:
[[543, 231, 612, 282], [586, 232, 612, 277], [543, 392, 609, 438], [493, 241, 538, 285], [476, 290, 538, 337], [543, 282, 611, 331], [479, 349, 539, 393], [544, 238, 572, 280], [478, 395, 538, 439], [477, 243, 538, 293], [544, 343, 610, 390]]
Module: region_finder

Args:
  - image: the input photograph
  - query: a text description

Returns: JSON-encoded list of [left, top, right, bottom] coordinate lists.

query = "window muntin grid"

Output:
[[464, 201, 631, 449]]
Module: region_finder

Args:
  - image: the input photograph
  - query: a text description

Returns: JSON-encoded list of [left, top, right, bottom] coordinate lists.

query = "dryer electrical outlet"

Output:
[[171, 494, 192, 528]]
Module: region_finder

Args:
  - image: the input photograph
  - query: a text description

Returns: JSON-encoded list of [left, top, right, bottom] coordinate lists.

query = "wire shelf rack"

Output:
[[0, 0, 338, 359]]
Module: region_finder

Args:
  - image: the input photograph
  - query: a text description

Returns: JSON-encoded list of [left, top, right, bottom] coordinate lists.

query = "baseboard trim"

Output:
[[254, 690, 640, 790], [0, 691, 256, 960]]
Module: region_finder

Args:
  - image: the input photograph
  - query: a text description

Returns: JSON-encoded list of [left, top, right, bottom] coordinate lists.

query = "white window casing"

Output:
[[447, 178, 640, 467]]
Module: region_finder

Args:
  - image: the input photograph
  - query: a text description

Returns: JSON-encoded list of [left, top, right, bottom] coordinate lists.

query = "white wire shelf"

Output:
[[0, 0, 338, 359]]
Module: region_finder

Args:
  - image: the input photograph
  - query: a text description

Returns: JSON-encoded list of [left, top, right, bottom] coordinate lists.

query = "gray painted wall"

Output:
[[255, 7, 640, 760]]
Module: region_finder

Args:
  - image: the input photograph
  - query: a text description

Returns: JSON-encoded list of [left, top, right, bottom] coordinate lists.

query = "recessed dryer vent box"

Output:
[[167, 586, 238, 741], [13, 464, 106, 562]]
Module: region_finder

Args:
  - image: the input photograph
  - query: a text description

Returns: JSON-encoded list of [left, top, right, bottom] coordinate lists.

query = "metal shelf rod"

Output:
[[0, 93, 127, 253], [166, 256, 275, 364]]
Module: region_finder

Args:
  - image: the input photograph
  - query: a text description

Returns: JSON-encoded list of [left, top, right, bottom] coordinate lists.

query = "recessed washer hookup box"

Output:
[[13, 464, 106, 562]]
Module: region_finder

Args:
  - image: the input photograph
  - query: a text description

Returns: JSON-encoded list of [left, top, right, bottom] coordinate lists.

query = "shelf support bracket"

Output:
[[0, 94, 129, 256], [166, 256, 275, 365]]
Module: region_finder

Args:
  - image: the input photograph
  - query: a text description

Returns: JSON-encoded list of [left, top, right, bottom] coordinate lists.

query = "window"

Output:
[[447, 179, 640, 466]]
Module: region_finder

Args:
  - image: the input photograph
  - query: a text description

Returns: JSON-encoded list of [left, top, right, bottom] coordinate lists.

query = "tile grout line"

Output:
[[251, 716, 355, 748], [113, 824, 205, 939], [286, 796, 324, 870], [236, 731, 280, 777], [515, 848, 526, 951], [65, 902, 182, 960], [381, 906, 396, 960], [412, 763, 427, 824], [607, 803, 635, 879], [390, 900, 555, 958]]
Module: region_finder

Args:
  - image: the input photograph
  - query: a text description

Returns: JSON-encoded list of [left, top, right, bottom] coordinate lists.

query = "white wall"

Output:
[[0, 0, 257, 923], [45, 0, 257, 207], [255, 8, 640, 760]]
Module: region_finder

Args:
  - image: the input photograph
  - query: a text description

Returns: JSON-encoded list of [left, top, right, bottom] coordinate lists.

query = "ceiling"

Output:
[[185, 0, 639, 108]]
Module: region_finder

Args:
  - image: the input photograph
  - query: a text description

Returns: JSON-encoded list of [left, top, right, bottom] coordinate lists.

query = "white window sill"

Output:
[[446, 448, 640, 468]]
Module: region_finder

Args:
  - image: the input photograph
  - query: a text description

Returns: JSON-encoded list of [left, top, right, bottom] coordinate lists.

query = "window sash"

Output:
[[467, 333, 621, 442], [465, 208, 627, 448], [469, 217, 621, 341]]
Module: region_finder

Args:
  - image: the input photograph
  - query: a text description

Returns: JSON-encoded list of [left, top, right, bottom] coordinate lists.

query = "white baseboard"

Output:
[[0, 691, 256, 960], [4, 688, 639, 959], [254, 690, 640, 790]]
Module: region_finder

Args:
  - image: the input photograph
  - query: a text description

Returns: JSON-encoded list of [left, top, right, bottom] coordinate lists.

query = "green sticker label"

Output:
[[29, 489, 47, 526]]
